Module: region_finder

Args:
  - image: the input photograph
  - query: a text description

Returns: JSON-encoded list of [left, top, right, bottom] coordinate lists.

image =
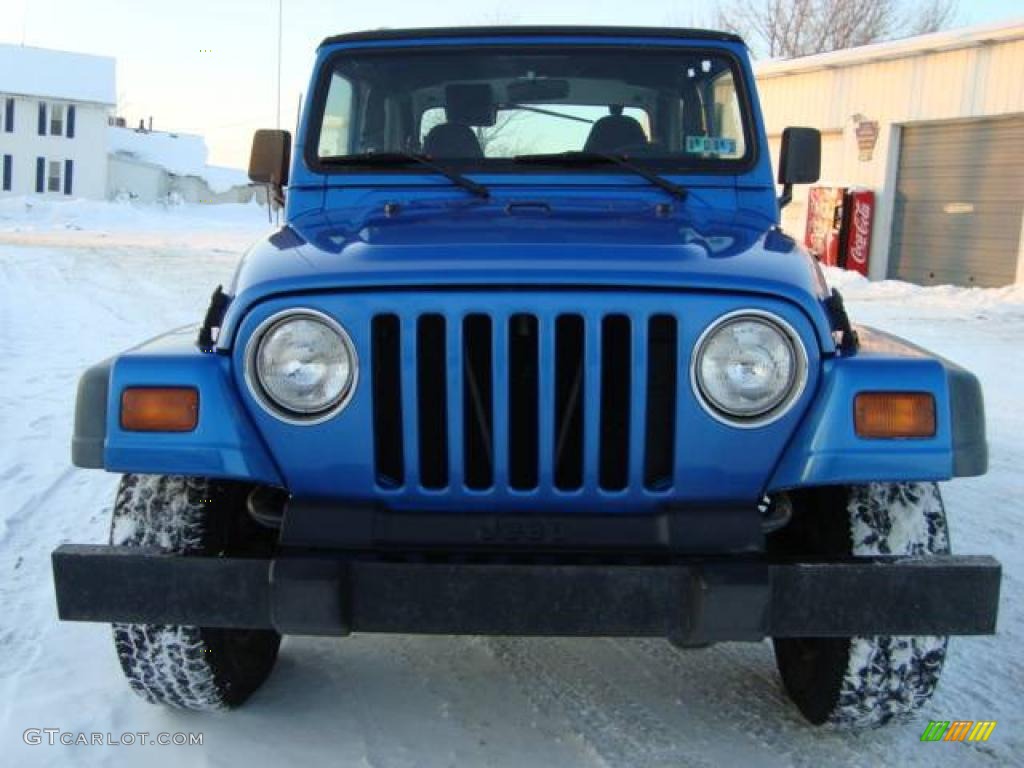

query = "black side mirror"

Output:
[[249, 129, 291, 187], [777, 127, 821, 209]]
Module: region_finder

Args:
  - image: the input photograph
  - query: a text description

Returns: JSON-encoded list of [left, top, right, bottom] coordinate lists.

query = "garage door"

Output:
[[889, 116, 1023, 287]]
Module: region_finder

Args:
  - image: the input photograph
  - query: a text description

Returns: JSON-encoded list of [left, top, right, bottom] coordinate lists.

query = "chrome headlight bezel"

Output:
[[689, 309, 808, 429], [244, 308, 358, 425]]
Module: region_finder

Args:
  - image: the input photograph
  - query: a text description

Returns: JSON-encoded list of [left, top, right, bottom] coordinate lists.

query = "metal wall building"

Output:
[[756, 20, 1024, 287]]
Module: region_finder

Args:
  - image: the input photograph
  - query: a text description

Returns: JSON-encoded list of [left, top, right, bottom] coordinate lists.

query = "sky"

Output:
[[1, 0, 1019, 169]]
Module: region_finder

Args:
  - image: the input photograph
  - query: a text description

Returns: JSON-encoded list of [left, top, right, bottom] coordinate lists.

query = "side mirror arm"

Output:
[[778, 183, 793, 210]]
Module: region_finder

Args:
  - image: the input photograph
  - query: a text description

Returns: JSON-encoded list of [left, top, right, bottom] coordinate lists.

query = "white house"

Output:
[[0, 43, 115, 199]]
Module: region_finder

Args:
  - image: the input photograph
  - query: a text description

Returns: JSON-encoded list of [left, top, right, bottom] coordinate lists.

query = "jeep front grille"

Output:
[[371, 309, 678, 495]]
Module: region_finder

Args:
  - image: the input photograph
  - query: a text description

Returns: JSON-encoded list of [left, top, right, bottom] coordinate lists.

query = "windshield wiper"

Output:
[[513, 151, 687, 201], [320, 151, 489, 199]]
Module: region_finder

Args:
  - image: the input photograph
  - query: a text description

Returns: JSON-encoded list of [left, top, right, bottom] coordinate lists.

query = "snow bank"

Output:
[[108, 126, 250, 193], [823, 265, 1024, 314], [0, 195, 265, 233], [0, 196, 271, 251]]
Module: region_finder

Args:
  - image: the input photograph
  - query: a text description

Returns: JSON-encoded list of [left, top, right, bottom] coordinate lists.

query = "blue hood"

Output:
[[220, 196, 835, 351]]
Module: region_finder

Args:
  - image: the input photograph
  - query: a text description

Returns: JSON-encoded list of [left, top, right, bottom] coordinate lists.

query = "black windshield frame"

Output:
[[304, 44, 759, 177]]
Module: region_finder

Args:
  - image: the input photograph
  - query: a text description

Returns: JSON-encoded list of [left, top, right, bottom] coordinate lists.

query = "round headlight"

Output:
[[246, 310, 357, 423], [692, 311, 807, 427]]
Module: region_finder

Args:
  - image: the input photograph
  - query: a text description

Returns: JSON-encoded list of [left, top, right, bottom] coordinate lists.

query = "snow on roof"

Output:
[[108, 126, 249, 193], [108, 126, 208, 174], [755, 17, 1024, 78], [0, 43, 116, 104]]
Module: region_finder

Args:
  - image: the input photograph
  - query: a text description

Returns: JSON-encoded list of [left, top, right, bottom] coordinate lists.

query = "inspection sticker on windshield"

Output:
[[686, 136, 737, 155]]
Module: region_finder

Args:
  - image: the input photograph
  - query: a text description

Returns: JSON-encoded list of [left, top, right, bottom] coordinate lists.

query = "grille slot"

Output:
[[371, 307, 677, 495], [554, 315, 585, 491], [463, 314, 494, 490], [371, 314, 403, 488], [508, 314, 539, 490], [417, 314, 448, 489], [644, 315, 677, 491], [599, 315, 631, 491]]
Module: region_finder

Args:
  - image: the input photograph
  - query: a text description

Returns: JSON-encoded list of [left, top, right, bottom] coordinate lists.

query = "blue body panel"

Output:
[[218, 205, 834, 353], [104, 326, 282, 486], [228, 290, 821, 510], [769, 327, 957, 489]]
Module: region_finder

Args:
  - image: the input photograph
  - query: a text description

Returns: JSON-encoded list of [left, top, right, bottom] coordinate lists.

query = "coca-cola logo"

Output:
[[849, 199, 872, 265]]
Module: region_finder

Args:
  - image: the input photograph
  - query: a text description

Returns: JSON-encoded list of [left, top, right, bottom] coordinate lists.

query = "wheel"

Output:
[[770, 483, 950, 728], [109, 474, 281, 710]]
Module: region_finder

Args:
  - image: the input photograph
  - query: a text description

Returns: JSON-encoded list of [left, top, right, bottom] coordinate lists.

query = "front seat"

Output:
[[584, 115, 647, 153], [423, 123, 483, 158]]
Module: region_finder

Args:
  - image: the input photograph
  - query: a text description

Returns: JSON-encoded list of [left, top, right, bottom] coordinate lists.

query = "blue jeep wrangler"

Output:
[[53, 26, 1000, 728]]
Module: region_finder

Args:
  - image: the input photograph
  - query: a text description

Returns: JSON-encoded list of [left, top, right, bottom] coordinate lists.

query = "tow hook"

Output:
[[760, 493, 793, 533]]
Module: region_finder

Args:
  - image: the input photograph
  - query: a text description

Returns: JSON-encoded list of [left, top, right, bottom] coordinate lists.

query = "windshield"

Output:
[[313, 46, 752, 169]]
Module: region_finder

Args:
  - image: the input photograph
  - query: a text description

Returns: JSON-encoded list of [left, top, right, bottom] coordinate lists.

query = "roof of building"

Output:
[[321, 26, 743, 48], [755, 17, 1024, 78], [108, 126, 248, 193], [0, 43, 116, 105]]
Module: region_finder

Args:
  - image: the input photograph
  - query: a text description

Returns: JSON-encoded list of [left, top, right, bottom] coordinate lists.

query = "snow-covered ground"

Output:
[[0, 199, 1020, 767]]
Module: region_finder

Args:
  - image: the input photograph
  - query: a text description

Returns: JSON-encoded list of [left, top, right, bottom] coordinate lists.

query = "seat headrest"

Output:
[[445, 84, 496, 127], [584, 115, 648, 154], [423, 123, 484, 158]]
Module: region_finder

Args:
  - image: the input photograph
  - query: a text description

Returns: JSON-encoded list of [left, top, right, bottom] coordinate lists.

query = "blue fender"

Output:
[[768, 325, 987, 491], [73, 325, 282, 486]]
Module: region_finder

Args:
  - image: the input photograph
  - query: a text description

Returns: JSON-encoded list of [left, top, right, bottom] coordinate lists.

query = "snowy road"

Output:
[[0, 201, 1020, 767]]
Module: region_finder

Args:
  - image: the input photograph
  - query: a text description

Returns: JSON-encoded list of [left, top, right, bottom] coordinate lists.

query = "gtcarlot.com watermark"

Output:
[[24, 729, 203, 747]]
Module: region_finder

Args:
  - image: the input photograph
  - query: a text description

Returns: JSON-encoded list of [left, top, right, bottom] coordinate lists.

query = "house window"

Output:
[[50, 104, 64, 136], [3, 98, 13, 133], [47, 160, 62, 192], [2, 155, 11, 191]]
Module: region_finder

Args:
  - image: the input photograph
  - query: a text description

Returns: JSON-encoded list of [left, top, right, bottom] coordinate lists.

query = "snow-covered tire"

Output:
[[109, 474, 281, 710], [771, 483, 950, 728]]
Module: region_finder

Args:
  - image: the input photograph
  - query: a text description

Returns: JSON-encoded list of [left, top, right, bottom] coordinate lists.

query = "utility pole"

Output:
[[276, 0, 282, 130], [273, 0, 283, 226]]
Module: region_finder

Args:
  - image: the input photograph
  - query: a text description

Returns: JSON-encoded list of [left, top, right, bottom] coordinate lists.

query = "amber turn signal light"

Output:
[[121, 387, 199, 432], [854, 392, 936, 438]]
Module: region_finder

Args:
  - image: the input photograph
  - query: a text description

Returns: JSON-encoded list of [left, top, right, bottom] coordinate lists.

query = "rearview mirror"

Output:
[[249, 129, 291, 187], [777, 127, 821, 208], [507, 78, 570, 103]]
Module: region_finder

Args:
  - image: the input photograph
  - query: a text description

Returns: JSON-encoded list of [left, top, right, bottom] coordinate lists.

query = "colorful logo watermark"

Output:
[[920, 720, 997, 742]]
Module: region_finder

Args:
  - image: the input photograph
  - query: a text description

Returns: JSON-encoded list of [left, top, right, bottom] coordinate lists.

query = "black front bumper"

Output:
[[52, 545, 1000, 644]]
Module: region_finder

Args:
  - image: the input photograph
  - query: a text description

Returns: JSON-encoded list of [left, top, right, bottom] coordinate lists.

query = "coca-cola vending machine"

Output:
[[804, 187, 874, 276]]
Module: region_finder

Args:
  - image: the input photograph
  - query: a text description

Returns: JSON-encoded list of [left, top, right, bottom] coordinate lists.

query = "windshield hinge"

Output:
[[824, 288, 859, 354], [197, 285, 230, 352]]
